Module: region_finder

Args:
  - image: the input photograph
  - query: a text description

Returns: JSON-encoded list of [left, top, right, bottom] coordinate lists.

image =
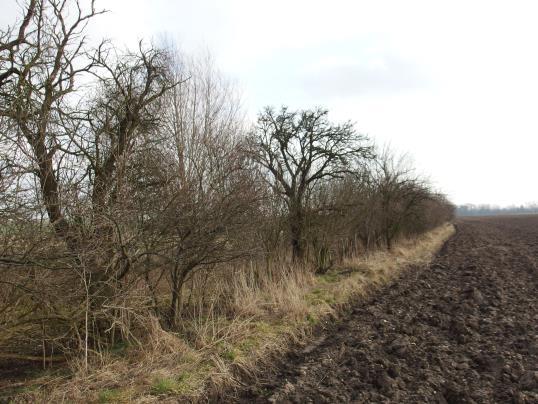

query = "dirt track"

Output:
[[234, 216, 538, 403]]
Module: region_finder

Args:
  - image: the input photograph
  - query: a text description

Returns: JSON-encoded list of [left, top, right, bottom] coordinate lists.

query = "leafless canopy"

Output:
[[251, 107, 374, 259]]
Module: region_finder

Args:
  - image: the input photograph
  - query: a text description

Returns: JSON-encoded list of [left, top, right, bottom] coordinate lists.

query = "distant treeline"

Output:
[[457, 204, 538, 216]]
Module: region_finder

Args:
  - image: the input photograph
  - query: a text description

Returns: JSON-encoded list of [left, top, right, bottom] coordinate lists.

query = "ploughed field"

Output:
[[235, 216, 538, 403]]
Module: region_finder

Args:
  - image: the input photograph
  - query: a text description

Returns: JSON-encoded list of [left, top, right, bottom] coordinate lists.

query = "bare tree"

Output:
[[371, 148, 428, 249], [137, 49, 260, 326], [73, 43, 177, 287], [0, 0, 179, 345], [251, 107, 373, 260], [0, 0, 104, 248]]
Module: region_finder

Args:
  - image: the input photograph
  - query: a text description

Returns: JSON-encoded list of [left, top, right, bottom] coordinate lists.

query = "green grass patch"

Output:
[[98, 388, 122, 403], [220, 347, 237, 361], [305, 287, 337, 306], [318, 272, 341, 283], [306, 313, 318, 325], [150, 377, 179, 395], [150, 372, 192, 396], [238, 336, 257, 352]]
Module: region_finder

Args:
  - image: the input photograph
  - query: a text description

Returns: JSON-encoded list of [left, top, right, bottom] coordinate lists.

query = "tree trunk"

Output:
[[385, 229, 392, 250], [169, 268, 187, 328], [289, 210, 305, 261]]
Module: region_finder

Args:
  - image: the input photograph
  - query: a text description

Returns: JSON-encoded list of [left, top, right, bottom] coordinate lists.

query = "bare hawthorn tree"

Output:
[[0, 0, 108, 357], [0, 0, 105, 248], [134, 48, 260, 326], [251, 107, 373, 260], [76, 43, 177, 289], [0, 0, 180, 346], [371, 148, 430, 250]]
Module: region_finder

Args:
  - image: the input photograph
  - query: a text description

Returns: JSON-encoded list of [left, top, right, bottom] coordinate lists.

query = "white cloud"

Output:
[[299, 53, 426, 97]]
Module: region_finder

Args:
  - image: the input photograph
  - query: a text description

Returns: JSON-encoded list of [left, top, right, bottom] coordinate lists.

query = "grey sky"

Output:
[[3, 0, 537, 206]]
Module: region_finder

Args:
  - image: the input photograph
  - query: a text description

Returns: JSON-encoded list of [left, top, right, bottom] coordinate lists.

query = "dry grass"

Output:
[[14, 223, 454, 403]]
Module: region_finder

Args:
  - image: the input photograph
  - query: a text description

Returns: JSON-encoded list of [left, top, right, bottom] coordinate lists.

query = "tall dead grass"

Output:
[[12, 223, 454, 403]]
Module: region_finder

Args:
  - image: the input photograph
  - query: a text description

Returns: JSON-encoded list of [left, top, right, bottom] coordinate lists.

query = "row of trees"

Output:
[[0, 0, 454, 358], [457, 204, 538, 216]]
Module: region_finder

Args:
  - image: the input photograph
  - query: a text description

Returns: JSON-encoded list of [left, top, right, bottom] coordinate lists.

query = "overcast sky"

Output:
[[4, 0, 538, 206]]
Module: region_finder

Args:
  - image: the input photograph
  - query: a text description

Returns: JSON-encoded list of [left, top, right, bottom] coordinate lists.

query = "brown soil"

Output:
[[231, 216, 538, 403]]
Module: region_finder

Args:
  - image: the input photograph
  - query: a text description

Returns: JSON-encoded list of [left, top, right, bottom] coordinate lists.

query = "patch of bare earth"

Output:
[[231, 216, 538, 403]]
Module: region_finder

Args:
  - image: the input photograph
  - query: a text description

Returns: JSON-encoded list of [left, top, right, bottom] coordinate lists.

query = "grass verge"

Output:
[[12, 223, 454, 403]]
